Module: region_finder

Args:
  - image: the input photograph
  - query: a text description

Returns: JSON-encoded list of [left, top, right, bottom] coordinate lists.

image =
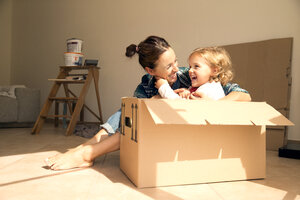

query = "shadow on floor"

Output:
[[92, 152, 186, 200]]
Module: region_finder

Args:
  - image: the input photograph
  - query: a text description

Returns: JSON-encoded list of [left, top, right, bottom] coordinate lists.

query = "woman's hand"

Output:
[[155, 77, 168, 89], [174, 88, 191, 99]]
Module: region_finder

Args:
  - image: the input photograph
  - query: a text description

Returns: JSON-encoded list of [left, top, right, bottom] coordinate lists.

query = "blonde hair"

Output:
[[189, 46, 233, 85]]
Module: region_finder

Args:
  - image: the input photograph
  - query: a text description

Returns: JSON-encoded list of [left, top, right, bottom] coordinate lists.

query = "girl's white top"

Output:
[[158, 81, 225, 100]]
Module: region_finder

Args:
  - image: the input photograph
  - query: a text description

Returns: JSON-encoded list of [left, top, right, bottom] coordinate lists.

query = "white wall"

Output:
[[9, 0, 300, 140], [0, 0, 12, 85]]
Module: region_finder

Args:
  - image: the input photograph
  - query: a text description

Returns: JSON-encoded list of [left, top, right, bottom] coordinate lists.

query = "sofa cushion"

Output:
[[16, 88, 40, 122], [0, 96, 18, 122]]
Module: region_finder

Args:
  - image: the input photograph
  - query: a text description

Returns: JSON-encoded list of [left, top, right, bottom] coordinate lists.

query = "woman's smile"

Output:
[[168, 73, 177, 80]]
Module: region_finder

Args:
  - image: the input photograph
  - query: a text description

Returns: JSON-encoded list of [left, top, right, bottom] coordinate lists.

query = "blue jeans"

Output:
[[100, 109, 121, 136]]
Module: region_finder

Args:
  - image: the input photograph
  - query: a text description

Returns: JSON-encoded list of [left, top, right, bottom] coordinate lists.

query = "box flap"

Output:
[[142, 99, 294, 126]]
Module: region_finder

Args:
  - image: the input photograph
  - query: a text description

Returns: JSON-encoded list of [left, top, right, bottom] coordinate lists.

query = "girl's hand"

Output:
[[174, 88, 191, 99], [155, 77, 168, 89], [189, 91, 214, 100]]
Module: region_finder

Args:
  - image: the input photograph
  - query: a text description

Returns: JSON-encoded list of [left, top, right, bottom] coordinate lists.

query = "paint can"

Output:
[[66, 38, 83, 53], [64, 52, 83, 66]]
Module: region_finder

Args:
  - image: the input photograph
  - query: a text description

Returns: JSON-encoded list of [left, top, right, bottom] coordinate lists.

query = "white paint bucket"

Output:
[[66, 38, 83, 53], [64, 52, 83, 66]]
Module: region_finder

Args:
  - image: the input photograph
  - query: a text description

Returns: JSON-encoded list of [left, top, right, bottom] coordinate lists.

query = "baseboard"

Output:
[[278, 142, 300, 159], [0, 122, 34, 128]]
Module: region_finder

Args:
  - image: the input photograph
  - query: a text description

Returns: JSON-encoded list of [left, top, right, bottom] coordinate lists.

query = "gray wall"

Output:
[[0, 0, 12, 85], [2, 0, 300, 140]]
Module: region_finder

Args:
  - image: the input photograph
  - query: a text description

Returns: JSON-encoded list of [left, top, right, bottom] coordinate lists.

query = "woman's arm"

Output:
[[220, 91, 251, 101], [222, 83, 251, 101], [155, 78, 181, 99]]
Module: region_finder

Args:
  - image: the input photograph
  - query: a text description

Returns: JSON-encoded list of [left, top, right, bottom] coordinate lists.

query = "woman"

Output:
[[45, 36, 251, 170]]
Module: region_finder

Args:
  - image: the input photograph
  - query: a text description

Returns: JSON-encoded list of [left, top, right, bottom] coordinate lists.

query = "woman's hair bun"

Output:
[[125, 44, 138, 57]]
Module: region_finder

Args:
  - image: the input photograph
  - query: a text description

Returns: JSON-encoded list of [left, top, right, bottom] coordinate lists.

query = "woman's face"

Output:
[[149, 47, 179, 85]]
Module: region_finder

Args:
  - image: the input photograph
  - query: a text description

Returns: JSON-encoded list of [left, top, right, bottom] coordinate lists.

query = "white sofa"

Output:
[[0, 87, 40, 127]]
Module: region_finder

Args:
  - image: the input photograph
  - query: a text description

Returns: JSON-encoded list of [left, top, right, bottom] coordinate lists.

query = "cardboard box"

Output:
[[120, 98, 293, 188]]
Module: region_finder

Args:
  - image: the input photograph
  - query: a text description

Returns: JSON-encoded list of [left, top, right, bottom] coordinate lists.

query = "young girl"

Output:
[[156, 47, 233, 100]]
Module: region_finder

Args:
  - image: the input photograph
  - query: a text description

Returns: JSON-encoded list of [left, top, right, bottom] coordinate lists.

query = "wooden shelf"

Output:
[[48, 79, 85, 83], [59, 66, 100, 70], [48, 97, 78, 102]]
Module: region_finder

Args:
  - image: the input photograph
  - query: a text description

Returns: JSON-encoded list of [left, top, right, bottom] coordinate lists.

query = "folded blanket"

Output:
[[0, 85, 26, 98]]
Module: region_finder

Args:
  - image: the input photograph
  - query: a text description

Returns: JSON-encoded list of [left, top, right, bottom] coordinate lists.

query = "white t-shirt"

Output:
[[158, 81, 225, 100], [193, 81, 225, 100]]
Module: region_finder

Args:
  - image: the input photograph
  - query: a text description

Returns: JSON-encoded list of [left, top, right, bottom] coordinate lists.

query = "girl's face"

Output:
[[188, 54, 215, 88], [147, 47, 179, 85]]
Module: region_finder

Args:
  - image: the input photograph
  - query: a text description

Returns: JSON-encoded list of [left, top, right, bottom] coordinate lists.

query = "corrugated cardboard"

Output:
[[222, 38, 293, 150], [120, 98, 293, 188]]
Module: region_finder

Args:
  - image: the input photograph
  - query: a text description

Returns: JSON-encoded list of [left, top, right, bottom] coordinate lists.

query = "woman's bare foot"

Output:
[[44, 130, 120, 171], [44, 129, 110, 170], [45, 145, 93, 170], [46, 147, 76, 166]]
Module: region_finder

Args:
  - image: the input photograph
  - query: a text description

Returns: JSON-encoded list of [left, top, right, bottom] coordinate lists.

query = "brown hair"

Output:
[[125, 36, 170, 69], [189, 47, 233, 85]]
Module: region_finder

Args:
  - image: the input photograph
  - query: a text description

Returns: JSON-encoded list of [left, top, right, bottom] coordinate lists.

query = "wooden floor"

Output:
[[0, 124, 300, 200]]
